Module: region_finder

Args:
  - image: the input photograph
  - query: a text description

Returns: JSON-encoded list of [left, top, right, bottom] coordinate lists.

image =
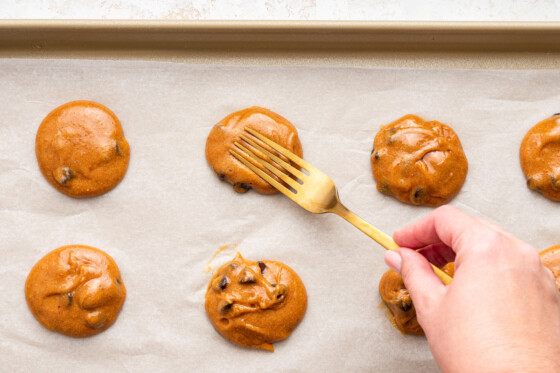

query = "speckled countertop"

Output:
[[2, 0, 560, 20]]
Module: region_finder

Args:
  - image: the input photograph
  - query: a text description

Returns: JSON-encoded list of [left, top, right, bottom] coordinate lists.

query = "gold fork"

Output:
[[229, 127, 452, 285]]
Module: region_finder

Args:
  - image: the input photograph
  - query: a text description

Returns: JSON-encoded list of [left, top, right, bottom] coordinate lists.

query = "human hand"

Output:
[[384, 205, 560, 373]]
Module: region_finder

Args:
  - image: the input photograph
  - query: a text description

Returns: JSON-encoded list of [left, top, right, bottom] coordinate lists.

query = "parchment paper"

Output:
[[1, 59, 559, 372]]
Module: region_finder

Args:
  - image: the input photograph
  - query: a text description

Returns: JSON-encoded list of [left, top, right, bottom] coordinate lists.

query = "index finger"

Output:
[[393, 205, 487, 252]]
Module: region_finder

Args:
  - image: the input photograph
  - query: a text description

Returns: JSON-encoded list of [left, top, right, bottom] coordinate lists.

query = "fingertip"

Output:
[[384, 250, 402, 273]]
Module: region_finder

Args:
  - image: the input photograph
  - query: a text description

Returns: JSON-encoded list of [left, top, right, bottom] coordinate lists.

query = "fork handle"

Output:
[[331, 202, 453, 285]]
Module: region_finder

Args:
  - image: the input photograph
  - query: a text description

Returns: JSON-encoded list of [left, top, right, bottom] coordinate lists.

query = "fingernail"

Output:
[[385, 250, 402, 273]]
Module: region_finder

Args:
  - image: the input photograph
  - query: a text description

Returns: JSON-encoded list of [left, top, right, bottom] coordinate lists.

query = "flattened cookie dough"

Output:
[[205, 107, 303, 194], [25, 245, 126, 337], [379, 263, 454, 335], [36, 100, 130, 198], [371, 115, 468, 206], [205, 253, 307, 351], [540, 245, 560, 291], [520, 114, 560, 201]]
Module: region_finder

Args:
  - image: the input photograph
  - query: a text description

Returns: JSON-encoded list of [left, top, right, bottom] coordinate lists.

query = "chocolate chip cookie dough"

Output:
[[205, 253, 307, 351], [25, 245, 126, 337], [36, 100, 130, 198], [371, 115, 468, 206], [205, 107, 303, 194], [379, 263, 454, 335], [540, 245, 560, 291], [520, 114, 560, 201]]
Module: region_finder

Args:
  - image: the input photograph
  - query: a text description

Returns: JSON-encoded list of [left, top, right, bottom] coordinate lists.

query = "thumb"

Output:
[[393, 248, 447, 313]]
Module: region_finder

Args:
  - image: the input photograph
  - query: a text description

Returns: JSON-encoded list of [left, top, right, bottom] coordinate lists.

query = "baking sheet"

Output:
[[1, 58, 559, 372]]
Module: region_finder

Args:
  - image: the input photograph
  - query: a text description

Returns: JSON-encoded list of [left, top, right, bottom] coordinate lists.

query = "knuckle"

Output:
[[485, 230, 504, 247], [519, 244, 540, 264], [473, 230, 503, 255]]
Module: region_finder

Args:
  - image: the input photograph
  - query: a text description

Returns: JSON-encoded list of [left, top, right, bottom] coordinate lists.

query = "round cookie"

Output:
[[25, 245, 126, 337], [205, 253, 307, 351], [371, 114, 468, 206], [540, 245, 560, 291], [379, 262, 454, 335], [520, 114, 560, 201], [205, 107, 303, 194], [36, 100, 130, 198]]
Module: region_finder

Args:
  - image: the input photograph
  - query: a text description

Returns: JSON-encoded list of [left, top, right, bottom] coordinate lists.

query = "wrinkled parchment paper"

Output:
[[1, 59, 559, 372]]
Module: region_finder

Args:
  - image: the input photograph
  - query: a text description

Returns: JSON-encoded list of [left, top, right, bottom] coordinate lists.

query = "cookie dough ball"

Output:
[[36, 100, 130, 198], [379, 262, 454, 335], [205, 107, 303, 194], [205, 253, 307, 351], [379, 269, 423, 335], [540, 245, 560, 291], [25, 245, 126, 337], [520, 114, 560, 201], [371, 115, 468, 206]]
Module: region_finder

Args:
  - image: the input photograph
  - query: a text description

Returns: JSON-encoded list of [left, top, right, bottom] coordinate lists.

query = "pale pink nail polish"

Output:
[[385, 250, 402, 273]]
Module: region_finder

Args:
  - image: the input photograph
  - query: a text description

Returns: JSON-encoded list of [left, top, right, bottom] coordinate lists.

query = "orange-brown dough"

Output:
[[371, 115, 468, 206], [36, 100, 130, 198], [379, 262, 454, 335], [205, 253, 307, 351], [540, 245, 560, 291], [25, 245, 126, 337], [520, 114, 560, 201], [205, 107, 303, 194]]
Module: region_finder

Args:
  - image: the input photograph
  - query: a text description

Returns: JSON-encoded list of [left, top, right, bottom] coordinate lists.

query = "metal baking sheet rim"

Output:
[[2, 20, 560, 51]]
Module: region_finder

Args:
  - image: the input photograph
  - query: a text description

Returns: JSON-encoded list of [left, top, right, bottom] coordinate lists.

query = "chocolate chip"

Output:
[[271, 283, 277, 287], [218, 300, 233, 314], [258, 261, 266, 273], [527, 177, 538, 190], [218, 276, 229, 290], [275, 284, 287, 300], [412, 187, 426, 204], [233, 182, 252, 193], [212, 275, 230, 291], [399, 299, 412, 312], [115, 142, 122, 156], [553, 113, 560, 116], [116, 278, 121, 285], [53, 167, 74, 186], [371, 147, 375, 155], [66, 292, 73, 307], [239, 271, 256, 284], [218, 173, 226, 181], [374, 152, 380, 161]]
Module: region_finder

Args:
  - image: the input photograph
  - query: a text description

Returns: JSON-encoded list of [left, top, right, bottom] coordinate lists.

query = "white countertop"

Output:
[[2, 0, 560, 21]]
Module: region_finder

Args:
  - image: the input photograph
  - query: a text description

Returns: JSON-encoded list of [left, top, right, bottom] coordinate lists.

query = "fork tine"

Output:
[[233, 142, 301, 191], [245, 127, 314, 172], [240, 134, 306, 181], [229, 149, 299, 201]]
